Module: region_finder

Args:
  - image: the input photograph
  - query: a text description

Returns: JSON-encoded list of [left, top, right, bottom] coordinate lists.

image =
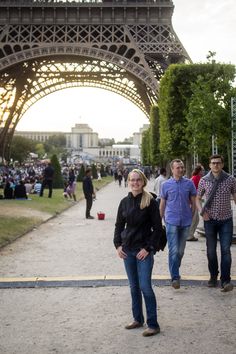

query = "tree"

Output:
[[185, 65, 235, 168], [50, 154, 64, 188], [98, 138, 115, 147], [44, 134, 66, 156], [149, 105, 161, 166], [159, 62, 235, 170], [47, 134, 66, 148], [141, 128, 151, 165], [100, 164, 106, 177], [10, 136, 35, 163], [92, 163, 98, 179], [185, 76, 227, 158], [77, 164, 85, 182], [35, 143, 46, 159], [116, 138, 132, 144]]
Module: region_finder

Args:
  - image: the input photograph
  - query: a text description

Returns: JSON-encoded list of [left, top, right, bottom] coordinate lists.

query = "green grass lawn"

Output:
[[0, 216, 42, 245], [0, 176, 113, 248]]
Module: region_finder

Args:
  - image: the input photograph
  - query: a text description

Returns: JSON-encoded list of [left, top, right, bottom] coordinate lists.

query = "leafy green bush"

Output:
[[51, 154, 64, 188], [92, 163, 98, 179], [77, 164, 85, 182]]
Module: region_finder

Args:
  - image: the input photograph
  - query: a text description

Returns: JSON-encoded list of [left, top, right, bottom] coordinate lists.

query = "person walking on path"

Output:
[[82, 167, 96, 219], [160, 159, 196, 289], [154, 167, 167, 206], [114, 169, 163, 337], [187, 164, 205, 241], [68, 168, 77, 202], [117, 169, 123, 187], [123, 168, 129, 187], [196, 154, 236, 292], [40, 162, 54, 198]]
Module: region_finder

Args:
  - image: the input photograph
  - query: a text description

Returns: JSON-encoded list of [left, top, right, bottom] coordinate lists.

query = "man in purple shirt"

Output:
[[160, 159, 196, 289]]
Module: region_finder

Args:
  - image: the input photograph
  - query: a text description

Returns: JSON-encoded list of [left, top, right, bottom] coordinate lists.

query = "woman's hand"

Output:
[[117, 246, 127, 259], [136, 248, 149, 260]]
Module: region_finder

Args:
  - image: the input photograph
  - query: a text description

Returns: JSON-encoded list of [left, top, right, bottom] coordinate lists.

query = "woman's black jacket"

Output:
[[114, 192, 163, 253]]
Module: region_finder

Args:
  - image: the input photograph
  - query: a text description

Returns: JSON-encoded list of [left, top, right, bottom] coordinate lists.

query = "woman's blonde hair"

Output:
[[128, 169, 153, 209]]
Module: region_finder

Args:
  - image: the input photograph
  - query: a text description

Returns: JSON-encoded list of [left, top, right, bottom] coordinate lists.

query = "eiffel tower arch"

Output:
[[0, 0, 190, 161]]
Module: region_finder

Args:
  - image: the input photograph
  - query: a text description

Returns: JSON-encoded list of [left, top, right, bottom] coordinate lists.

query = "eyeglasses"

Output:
[[211, 161, 222, 165], [129, 178, 142, 182]]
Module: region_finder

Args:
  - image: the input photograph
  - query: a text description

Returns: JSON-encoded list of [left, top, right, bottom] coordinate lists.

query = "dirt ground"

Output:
[[0, 286, 235, 354], [0, 205, 51, 221]]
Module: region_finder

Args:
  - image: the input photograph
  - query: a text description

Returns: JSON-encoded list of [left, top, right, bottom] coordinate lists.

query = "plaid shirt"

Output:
[[198, 173, 236, 220]]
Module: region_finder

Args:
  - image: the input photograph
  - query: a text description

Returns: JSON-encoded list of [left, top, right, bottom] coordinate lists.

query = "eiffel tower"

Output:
[[0, 0, 190, 161]]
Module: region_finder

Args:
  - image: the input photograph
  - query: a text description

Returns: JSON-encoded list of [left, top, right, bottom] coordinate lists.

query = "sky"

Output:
[[17, 0, 236, 141]]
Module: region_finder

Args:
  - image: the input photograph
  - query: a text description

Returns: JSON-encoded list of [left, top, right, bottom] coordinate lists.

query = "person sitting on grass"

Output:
[[33, 178, 42, 195], [24, 178, 34, 195], [4, 180, 14, 199], [14, 180, 28, 199]]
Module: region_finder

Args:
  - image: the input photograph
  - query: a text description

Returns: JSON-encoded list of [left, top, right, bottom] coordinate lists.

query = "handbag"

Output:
[[156, 225, 167, 252]]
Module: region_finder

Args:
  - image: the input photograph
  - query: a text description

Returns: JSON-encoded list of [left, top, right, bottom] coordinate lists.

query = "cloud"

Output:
[[172, 0, 236, 63]]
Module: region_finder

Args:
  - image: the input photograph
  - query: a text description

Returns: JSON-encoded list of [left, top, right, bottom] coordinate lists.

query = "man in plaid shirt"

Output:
[[196, 154, 236, 292]]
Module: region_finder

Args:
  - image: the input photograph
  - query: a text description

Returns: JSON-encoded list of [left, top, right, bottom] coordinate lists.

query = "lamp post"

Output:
[[231, 97, 236, 243], [211, 135, 218, 155], [231, 97, 236, 177]]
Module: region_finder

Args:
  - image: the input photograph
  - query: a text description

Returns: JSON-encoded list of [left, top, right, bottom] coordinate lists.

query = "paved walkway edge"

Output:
[[0, 275, 235, 289]]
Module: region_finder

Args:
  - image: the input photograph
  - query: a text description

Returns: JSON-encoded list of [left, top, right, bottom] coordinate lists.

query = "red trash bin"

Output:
[[97, 212, 105, 220]]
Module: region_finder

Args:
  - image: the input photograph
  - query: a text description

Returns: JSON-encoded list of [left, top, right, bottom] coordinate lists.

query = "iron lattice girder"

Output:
[[23, 58, 153, 116], [0, 58, 152, 125], [0, 0, 190, 89], [0, 0, 190, 160], [0, 23, 188, 90], [0, 23, 186, 55], [0, 0, 190, 111]]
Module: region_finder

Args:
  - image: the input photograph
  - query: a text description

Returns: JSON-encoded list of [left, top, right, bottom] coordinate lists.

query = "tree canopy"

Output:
[[149, 105, 161, 166], [158, 62, 235, 168], [10, 136, 36, 163]]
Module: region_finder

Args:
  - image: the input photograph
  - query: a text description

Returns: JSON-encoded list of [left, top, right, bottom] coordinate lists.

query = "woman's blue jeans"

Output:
[[123, 249, 158, 329], [204, 218, 233, 284], [166, 223, 190, 281]]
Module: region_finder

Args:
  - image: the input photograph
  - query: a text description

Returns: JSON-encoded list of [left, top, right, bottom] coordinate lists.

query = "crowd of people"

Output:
[[0, 163, 48, 199], [0, 162, 77, 200], [113, 165, 155, 187]]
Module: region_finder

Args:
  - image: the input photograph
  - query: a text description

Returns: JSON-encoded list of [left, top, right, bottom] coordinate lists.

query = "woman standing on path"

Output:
[[114, 169, 163, 337]]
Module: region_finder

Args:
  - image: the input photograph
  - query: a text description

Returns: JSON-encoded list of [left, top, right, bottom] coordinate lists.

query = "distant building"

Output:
[[83, 144, 140, 163], [66, 123, 98, 149], [15, 122, 147, 163], [15, 123, 98, 150], [133, 124, 150, 146], [99, 138, 115, 146], [14, 130, 61, 143]]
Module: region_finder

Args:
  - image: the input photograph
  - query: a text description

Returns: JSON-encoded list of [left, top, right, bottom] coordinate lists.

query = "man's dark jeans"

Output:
[[85, 195, 93, 218], [40, 179, 53, 198], [204, 217, 233, 284]]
